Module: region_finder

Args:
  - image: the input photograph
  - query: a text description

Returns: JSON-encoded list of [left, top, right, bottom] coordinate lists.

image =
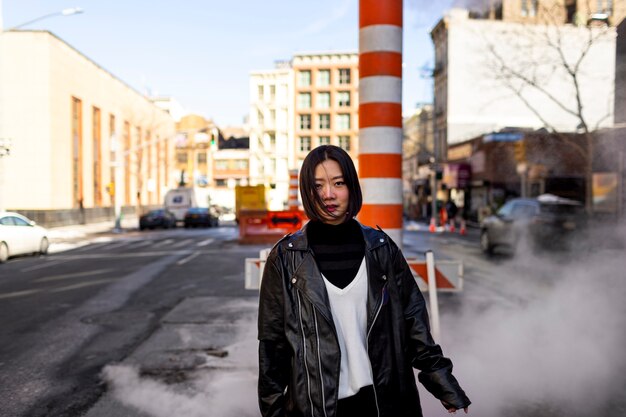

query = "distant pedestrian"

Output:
[[445, 199, 458, 223], [258, 145, 470, 417]]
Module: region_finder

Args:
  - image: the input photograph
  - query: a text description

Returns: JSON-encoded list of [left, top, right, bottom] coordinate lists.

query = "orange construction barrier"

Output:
[[459, 219, 467, 235], [429, 217, 436, 233]]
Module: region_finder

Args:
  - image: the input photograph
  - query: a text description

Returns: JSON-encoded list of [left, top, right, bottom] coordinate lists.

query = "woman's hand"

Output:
[[441, 400, 468, 414]]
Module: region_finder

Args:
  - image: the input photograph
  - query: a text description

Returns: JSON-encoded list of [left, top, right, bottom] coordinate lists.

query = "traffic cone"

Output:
[[459, 219, 467, 235], [449, 220, 456, 233], [429, 217, 436, 233]]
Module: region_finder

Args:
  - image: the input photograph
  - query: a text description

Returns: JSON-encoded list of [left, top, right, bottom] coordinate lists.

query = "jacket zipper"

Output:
[[365, 283, 387, 417], [313, 308, 329, 417], [297, 290, 315, 417]]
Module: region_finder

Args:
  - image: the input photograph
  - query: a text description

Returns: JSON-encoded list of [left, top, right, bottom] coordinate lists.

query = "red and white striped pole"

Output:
[[358, 0, 403, 246], [288, 169, 299, 211]]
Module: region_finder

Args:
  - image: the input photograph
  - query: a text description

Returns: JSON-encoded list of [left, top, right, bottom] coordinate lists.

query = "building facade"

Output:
[[431, 5, 618, 153], [291, 51, 359, 168], [249, 63, 294, 211], [174, 114, 250, 211], [249, 52, 359, 210], [402, 105, 434, 219], [0, 31, 176, 217]]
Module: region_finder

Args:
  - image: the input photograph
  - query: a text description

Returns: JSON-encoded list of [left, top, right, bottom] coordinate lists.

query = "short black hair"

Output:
[[299, 145, 362, 223]]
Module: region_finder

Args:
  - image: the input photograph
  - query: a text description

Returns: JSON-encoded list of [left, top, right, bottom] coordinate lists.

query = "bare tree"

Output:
[[479, 2, 615, 212]]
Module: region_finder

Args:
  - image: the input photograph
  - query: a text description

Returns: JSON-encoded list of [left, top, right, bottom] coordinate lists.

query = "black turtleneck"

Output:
[[306, 219, 366, 289]]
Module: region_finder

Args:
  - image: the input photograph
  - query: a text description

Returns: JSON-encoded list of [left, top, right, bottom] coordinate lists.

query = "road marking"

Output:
[[152, 239, 174, 247], [34, 268, 113, 283], [171, 239, 194, 248], [197, 238, 215, 247], [50, 278, 117, 293], [176, 251, 201, 265], [21, 260, 67, 272], [104, 240, 135, 250], [0, 289, 42, 300]]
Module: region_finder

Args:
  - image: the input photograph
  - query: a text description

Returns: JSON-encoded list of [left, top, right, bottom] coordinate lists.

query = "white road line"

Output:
[[50, 278, 117, 293], [152, 239, 174, 247], [196, 238, 215, 247], [176, 251, 201, 265], [104, 241, 135, 250], [35, 268, 113, 283], [171, 239, 194, 248], [0, 289, 42, 300], [21, 260, 68, 272]]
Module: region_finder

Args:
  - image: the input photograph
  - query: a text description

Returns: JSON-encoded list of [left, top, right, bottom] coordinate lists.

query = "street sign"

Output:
[[406, 258, 463, 292]]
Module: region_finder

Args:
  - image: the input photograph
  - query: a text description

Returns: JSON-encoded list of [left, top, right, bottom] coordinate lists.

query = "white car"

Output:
[[0, 212, 49, 263]]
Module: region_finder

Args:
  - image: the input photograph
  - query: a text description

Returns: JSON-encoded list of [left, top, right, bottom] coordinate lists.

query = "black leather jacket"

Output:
[[258, 222, 470, 417]]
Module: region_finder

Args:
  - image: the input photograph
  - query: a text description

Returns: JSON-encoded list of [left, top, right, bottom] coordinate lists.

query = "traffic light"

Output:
[[514, 140, 526, 162]]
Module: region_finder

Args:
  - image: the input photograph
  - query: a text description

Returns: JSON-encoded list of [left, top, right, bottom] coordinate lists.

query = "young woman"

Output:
[[258, 145, 470, 417]]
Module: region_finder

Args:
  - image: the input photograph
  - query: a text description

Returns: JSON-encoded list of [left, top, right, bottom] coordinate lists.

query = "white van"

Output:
[[164, 187, 198, 222]]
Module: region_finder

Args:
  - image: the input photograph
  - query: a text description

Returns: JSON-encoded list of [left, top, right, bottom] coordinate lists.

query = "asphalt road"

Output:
[[0, 222, 624, 417], [0, 225, 262, 417]]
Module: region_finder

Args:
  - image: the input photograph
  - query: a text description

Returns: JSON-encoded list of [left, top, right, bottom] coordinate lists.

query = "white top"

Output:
[[322, 258, 373, 399]]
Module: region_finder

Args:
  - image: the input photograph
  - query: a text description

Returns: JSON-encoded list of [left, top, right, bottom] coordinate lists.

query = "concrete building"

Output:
[[174, 114, 250, 211], [0, 30, 176, 221], [249, 51, 359, 210], [292, 51, 359, 168], [402, 105, 434, 219], [431, 6, 617, 157], [249, 62, 294, 211]]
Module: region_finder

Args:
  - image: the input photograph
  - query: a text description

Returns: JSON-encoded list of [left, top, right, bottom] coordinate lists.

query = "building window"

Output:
[[215, 179, 227, 187], [109, 114, 115, 203], [197, 152, 207, 164], [337, 91, 351, 107], [258, 85, 264, 101], [258, 110, 264, 125], [339, 68, 351, 84], [71, 97, 83, 208], [336, 114, 351, 130], [92, 106, 102, 206], [123, 122, 131, 205], [299, 136, 311, 152], [215, 160, 228, 170], [317, 69, 330, 86], [298, 70, 311, 87], [235, 159, 249, 170], [319, 114, 331, 130], [270, 85, 276, 100], [177, 151, 188, 164], [299, 114, 311, 130], [319, 136, 331, 146], [317, 92, 331, 108], [297, 93, 311, 109], [338, 136, 351, 151], [521, 0, 537, 16], [268, 134, 276, 150]]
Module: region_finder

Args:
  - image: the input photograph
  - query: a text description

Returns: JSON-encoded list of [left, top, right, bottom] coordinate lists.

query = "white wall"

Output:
[[446, 18, 616, 144]]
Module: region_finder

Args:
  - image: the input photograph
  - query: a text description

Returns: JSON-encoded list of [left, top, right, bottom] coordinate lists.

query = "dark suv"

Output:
[[480, 194, 586, 254]]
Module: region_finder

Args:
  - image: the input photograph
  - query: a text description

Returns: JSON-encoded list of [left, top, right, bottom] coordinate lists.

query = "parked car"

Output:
[[184, 207, 219, 228], [480, 194, 586, 255], [0, 211, 49, 263], [139, 209, 177, 230]]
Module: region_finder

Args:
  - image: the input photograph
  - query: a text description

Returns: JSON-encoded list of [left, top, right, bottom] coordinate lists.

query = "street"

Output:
[[0, 222, 625, 417]]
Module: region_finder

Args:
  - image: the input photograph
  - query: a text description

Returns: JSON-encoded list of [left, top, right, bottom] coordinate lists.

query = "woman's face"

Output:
[[314, 159, 349, 225]]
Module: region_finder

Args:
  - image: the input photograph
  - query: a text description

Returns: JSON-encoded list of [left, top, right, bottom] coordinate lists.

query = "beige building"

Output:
[[174, 114, 250, 211], [0, 30, 176, 214], [249, 52, 359, 210], [292, 51, 359, 168]]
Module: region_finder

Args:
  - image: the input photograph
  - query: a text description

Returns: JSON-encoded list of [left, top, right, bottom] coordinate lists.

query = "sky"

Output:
[[1, 0, 460, 126]]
